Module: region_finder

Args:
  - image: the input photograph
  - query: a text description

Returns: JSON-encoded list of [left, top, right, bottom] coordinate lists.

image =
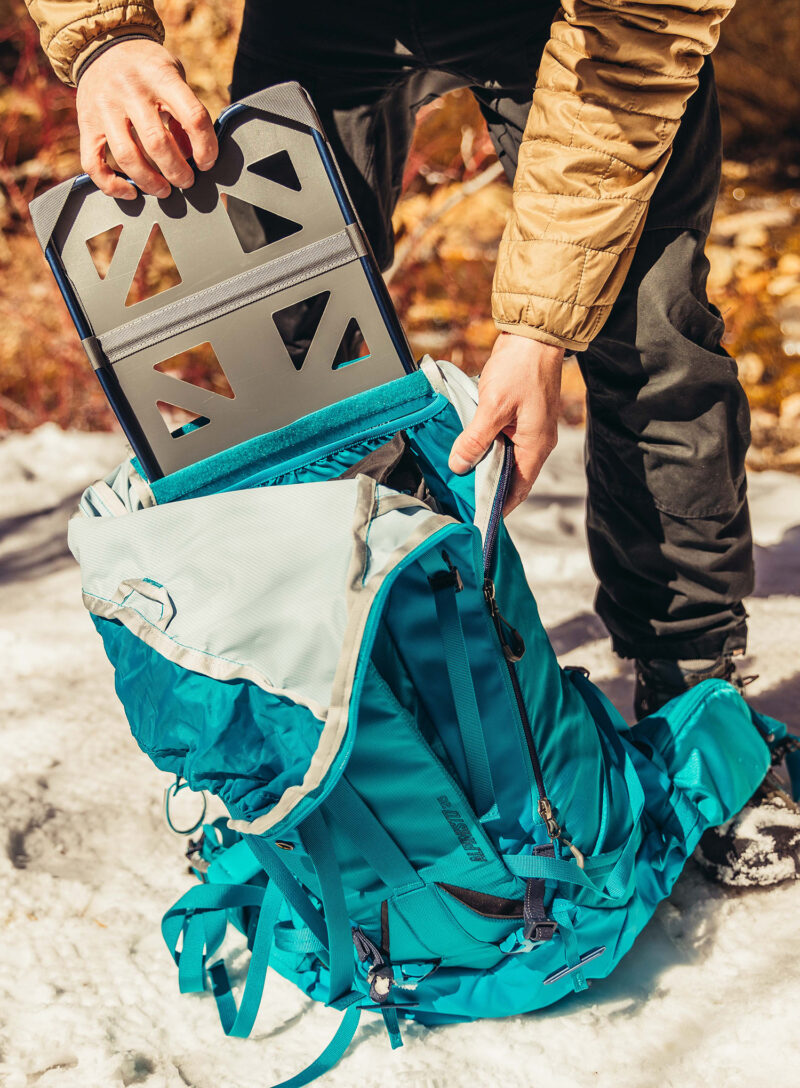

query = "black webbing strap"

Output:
[[522, 844, 558, 942]]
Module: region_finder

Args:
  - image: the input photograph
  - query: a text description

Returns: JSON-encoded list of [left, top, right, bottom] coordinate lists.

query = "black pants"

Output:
[[231, 0, 753, 661]]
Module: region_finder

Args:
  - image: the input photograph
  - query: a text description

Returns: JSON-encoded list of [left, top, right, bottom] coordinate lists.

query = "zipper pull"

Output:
[[538, 797, 585, 868], [484, 578, 526, 662], [352, 927, 394, 1003]]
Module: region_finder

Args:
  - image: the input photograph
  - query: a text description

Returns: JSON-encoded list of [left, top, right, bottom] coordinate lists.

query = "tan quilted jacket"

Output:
[[25, 0, 735, 350]]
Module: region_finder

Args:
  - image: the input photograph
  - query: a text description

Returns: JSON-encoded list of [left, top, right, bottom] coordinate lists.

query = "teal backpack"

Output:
[[69, 358, 786, 1085]]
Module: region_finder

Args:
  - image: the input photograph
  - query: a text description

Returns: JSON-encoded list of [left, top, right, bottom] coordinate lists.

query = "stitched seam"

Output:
[[513, 188, 647, 203], [84, 589, 274, 675], [500, 238, 624, 255], [255, 401, 451, 488], [46, 6, 160, 49], [519, 136, 653, 172], [493, 290, 594, 308], [542, 36, 705, 90]]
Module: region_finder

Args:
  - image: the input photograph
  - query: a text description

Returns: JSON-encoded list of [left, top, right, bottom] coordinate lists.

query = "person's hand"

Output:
[[448, 332, 564, 514], [76, 39, 218, 200]]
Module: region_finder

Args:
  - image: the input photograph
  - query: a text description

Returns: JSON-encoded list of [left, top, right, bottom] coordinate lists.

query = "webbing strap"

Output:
[[208, 880, 284, 1037], [99, 225, 367, 363], [297, 809, 355, 1006], [418, 550, 497, 819], [503, 850, 630, 899], [245, 836, 329, 949], [161, 881, 281, 1035], [325, 777, 422, 893], [266, 1000, 362, 1088], [549, 905, 589, 993], [523, 844, 557, 942]]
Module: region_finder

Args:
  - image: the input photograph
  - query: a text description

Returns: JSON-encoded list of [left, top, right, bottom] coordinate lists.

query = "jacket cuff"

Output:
[[74, 30, 161, 84], [69, 24, 163, 85], [492, 319, 589, 354]]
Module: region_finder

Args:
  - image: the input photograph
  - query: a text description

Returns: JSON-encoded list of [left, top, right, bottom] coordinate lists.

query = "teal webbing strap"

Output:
[[208, 879, 284, 1037], [266, 1000, 362, 1088], [418, 550, 497, 820], [298, 809, 355, 1006], [162, 883, 266, 985], [273, 922, 326, 956], [244, 816, 366, 1087], [207, 838, 265, 885], [178, 910, 223, 993], [162, 882, 274, 1028], [550, 905, 588, 993], [245, 836, 330, 951], [503, 850, 630, 899], [325, 777, 422, 893], [381, 1005, 403, 1050]]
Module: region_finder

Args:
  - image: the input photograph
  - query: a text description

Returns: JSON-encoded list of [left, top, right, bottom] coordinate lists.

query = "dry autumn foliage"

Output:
[[1, 0, 799, 467]]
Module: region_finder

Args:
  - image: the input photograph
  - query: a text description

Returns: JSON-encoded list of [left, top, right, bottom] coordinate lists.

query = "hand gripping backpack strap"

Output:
[[418, 549, 498, 821]]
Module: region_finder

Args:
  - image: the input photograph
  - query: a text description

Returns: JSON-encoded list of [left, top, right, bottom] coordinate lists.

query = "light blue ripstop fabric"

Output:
[[69, 358, 782, 1084]]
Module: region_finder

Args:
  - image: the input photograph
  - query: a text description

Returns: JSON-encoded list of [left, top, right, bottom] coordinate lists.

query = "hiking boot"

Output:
[[693, 766, 800, 887], [633, 653, 752, 720]]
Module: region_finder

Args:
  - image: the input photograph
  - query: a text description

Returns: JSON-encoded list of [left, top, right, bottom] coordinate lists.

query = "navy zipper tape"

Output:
[[478, 435, 551, 819], [482, 437, 515, 577]]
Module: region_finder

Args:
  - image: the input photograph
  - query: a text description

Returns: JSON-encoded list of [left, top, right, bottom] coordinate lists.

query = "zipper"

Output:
[[481, 439, 578, 860]]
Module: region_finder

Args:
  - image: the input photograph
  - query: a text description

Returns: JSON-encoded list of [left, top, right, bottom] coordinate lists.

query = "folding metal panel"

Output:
[[30, 83, 414, 477]]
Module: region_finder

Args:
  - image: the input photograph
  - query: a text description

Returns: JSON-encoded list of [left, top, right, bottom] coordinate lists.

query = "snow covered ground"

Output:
[[1, 422, 798, 1088]]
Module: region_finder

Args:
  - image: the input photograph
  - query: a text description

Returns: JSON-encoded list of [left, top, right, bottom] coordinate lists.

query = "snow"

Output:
[[1, 422, 799, 1088]]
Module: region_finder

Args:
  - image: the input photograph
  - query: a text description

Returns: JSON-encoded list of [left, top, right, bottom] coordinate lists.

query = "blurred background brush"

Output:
[[1, 0, 799, 468]]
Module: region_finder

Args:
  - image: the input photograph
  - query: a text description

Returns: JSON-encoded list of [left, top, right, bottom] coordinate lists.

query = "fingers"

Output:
[[75, 41, 218, 200], [104, 114, 172, 199], [80, 127, 137, 200], [502, 430, 558, 515], [127, 102, 195, 190], [448, 394, 507, 475], [160, 79, 218, 171]]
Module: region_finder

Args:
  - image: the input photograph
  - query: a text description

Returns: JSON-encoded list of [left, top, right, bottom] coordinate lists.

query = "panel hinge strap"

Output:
[[99, 224, 367, 363]]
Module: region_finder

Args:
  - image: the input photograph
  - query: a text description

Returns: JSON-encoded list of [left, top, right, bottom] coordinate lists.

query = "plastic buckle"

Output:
[[523, 918, 558, 942], [427, 568, 463, 594]]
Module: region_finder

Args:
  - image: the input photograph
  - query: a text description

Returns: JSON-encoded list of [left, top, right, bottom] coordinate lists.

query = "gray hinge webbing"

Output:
[[98, 223, 367, 364]]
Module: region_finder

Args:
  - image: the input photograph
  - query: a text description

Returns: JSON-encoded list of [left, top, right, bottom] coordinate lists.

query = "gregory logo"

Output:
[[437, 795, 486, 863]]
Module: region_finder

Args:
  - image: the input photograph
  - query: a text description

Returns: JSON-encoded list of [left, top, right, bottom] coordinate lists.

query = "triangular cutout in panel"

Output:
[[156, 401, 211, 439], [248, 149, 302, 191], [332, 319, 370, 370], [86, 224, 123, 279], [222, 192, 303, 254], [125, 224, 181, 306], [272, 292, 331, 371], [153, 342, 235, 399]]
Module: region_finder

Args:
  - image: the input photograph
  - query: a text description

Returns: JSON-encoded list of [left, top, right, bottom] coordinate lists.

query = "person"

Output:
[[24, 0, 800, 884]]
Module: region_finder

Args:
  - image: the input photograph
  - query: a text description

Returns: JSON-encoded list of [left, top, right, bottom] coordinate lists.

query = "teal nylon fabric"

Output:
[[78, 363, 781, 1085], [149, 369, 436, 501], [91, 614, 324, 824]]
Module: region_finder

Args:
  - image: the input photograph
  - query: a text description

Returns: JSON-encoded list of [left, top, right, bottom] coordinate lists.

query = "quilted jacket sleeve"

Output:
[[492, 0, 736, 352], [24, 0, 164, 85]]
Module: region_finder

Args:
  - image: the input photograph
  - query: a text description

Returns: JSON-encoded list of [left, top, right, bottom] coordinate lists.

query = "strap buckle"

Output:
[[427, 550, 463, 594], [523, 918, 559, 942]]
